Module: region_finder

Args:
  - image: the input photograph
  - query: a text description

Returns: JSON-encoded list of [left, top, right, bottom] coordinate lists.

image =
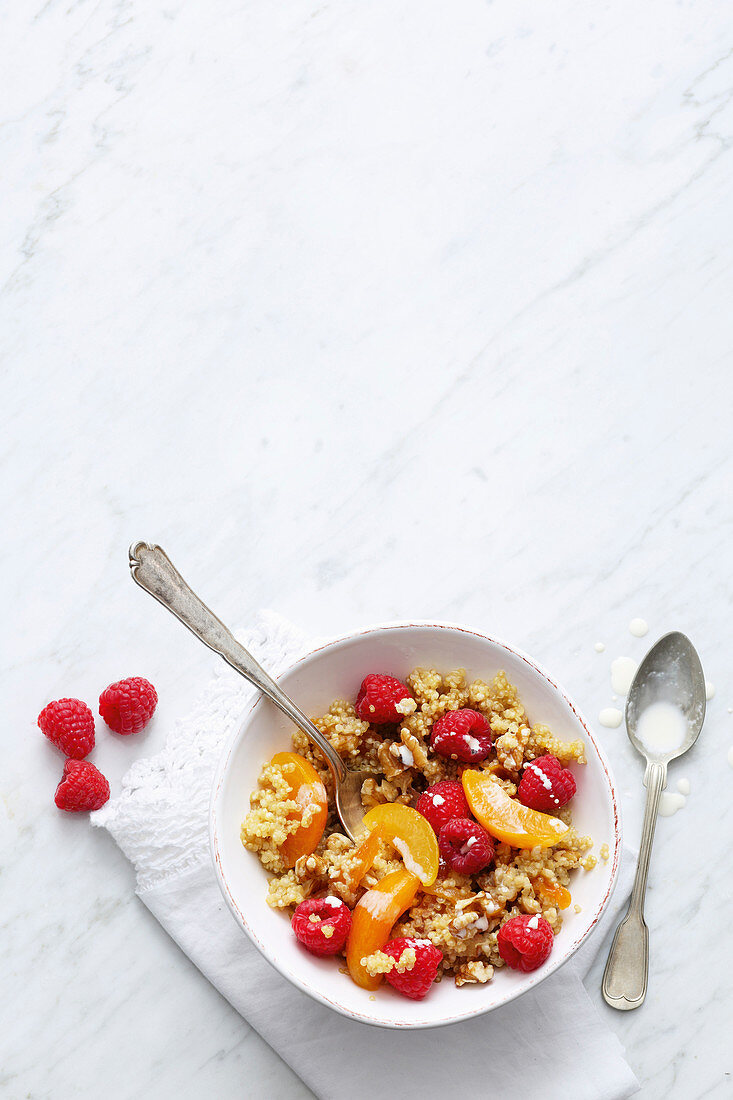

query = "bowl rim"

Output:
[[209, 619, 622, 1028]]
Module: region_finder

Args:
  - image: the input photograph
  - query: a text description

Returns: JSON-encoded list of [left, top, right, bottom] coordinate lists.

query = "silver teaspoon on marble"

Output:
[[602, 631, 705, 1011], [128, 541, 378, 841]]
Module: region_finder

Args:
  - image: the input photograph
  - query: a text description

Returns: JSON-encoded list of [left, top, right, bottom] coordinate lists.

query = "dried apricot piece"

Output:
[[346, 869, 421, 990], [341, 829, 384, 893], [532, 875, 572, 910], [462, 769, 568, 849], [361, 803, 439, 886], [271, 751, 328, 867]]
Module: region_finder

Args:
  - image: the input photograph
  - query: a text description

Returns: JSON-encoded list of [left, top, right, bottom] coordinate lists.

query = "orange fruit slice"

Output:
[[532, 875, 572, 910], [341, 828, 384, 894], [271, 751, 328, 867], [361, 803, 439, 886], [346, 868, 421, 990], [462, 769, 568, 849]]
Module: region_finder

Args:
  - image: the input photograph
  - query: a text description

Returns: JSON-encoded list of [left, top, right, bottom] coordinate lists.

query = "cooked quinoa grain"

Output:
[[240, 761, 304, 873], [241, 668, 593, 987], [363, 946, 417, 977]]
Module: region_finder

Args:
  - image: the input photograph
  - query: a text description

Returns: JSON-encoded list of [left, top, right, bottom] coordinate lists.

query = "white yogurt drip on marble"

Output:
[[636, 701, 687, 755], [599, 707, 623, 729], [629, 618, 648, 637], [705, 681, 715, 700], [727, 746, 733, 768], [658, 792, 686, 817], [611, 656, 638, 695], [594, 641, 606, 653], [677, 777, 690, 796]]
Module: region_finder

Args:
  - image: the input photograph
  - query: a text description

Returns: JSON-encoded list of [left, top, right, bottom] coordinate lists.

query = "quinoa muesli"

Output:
[[241, 667, 593, 998]]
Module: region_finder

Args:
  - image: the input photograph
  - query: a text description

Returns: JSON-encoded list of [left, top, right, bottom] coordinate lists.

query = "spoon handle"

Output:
[[128, 542, 347, 783], [602, 760, 666, 1010]]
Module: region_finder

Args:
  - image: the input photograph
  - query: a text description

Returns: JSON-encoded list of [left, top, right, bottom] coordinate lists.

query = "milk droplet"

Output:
[[728, 746, 733, 768], [594, 642, 605, 653], [705, 681, 715, 700], [629, 618, 648, 637], [599, 707, 623, 728], [611, 657, 638, 696], [677, 778, 690, 796], [658, 792, 686, 817]]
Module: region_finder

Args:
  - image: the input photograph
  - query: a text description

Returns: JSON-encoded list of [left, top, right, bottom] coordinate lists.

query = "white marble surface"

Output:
[[2, 0, 733, 1095]]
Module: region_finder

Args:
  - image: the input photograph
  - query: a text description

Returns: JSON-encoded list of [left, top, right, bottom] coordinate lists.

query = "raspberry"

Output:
[[292, 896, 351, 956], [415, 780, 471, 834], [99, 677, 158, 735], [382, 937, 443, 1000], [438, 818, 495, 874], [38, 698, 95, 759], [54, 759, 110, 812], [355, 674, 413, 725], [430, 709, 492, 763], [497, 914, 554, 972], [517, 755, 576, 813]]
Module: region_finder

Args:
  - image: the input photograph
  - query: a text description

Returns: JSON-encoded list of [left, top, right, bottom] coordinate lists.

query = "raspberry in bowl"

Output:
[[211, 623, 621, 1028]]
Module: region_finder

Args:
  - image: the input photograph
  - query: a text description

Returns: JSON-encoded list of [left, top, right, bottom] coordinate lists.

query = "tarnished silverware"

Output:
[[602, 632, 705, 1010], [128, 542, 378, 841]]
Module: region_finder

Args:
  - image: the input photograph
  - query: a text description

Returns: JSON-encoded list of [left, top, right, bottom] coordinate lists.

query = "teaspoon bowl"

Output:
[[625, 631, 706, 764]]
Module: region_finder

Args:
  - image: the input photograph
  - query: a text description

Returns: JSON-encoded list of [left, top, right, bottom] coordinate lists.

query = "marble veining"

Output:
[[2, 0, 733, 1096]]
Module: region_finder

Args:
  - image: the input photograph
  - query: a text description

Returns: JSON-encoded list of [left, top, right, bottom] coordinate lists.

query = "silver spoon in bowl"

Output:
[[602, 631, 706, 1010], [128, 542, 378, 841]]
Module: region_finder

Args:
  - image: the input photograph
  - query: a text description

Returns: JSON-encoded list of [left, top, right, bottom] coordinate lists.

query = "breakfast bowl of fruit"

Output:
[[210, 622, 621, 1028]]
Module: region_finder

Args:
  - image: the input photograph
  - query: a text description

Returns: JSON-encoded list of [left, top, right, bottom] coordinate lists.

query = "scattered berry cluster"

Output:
[[38, 678, 157, 812]]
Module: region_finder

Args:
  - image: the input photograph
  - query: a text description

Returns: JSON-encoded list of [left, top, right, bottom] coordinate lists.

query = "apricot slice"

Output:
[[346, 868, 421, 990], [361, 803, 439, 886], [271, 751, 328, 867], [484, 762, 515, 782], [462, 769, 568, 849], [341, 828, 384, 894], [532, 875, 572, 910]]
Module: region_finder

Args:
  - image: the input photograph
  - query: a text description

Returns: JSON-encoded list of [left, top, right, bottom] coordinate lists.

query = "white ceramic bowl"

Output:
[[210, 622, 621, 1028]]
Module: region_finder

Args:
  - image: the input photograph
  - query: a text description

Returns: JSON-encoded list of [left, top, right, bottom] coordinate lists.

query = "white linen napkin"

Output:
[[92, 612, 640, 1100]]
